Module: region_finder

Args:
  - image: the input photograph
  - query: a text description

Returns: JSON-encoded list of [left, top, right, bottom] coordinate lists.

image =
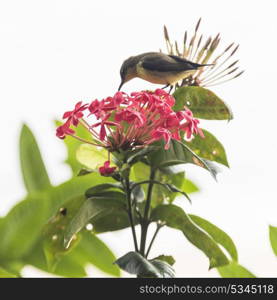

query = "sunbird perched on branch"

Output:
[[118, 52, 213, 92]]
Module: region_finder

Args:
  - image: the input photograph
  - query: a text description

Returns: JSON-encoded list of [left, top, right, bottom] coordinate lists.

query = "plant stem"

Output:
[[125, 178, 139, 252], [145, 223, 163, 258], [139, 168, 156, 256]]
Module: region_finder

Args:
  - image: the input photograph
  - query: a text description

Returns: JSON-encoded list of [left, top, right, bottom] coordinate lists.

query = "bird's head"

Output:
[[118, 56, 138, 91]]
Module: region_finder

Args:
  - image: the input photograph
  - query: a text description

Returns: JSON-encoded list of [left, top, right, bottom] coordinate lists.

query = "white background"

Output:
[[0, 0, 277, 277]]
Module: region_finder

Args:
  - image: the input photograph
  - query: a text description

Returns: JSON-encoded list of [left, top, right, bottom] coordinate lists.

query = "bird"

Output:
[[118, 52, 213, 92]]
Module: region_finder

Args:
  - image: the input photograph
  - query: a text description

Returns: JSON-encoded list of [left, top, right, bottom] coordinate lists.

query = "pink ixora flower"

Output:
[[99, 161, 116, 176], [56, 120, 75, 139], [56, 89, 204, 174], [179, 109, 204, 139], [151, 127, 172, 150], [63, 101, 88, 126]]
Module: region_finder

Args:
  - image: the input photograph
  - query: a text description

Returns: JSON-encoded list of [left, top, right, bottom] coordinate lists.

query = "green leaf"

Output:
[[76, 231, 120, 277], [92, 209, 132, 234], [0, 260, 23, 277], [77, 168, 94, 176], [151, 204, 229, 269], [189, 215, 238, 261], [64, 196, 126, 247], [115, 251, 174, 278], [0, 195, 49, 260], [185, 129, 229, 167], [183, 179, 199, 194], [76, 144, 109, 170], [0, 173, 113, 260], [54, 254, 87, 277], [163, 173, 199, 201], [173, 86, 233, 120], [217, 262, 256, 278], [148, 140, 218, 179], [25, 240, 87, 277], [269, 225, 277, 257], [164, 183, 191, 203], [85, 183, 123, 198], [0, 266, 18, 278], [126, 146, 157, 165], [55, 120, 93, 174], [19, 124, 51, 193], [153, 255, 175, 266], [42, 196, 85, 270]]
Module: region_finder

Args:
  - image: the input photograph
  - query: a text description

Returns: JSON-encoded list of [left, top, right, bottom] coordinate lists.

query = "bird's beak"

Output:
[[118, 81, 124, 91]]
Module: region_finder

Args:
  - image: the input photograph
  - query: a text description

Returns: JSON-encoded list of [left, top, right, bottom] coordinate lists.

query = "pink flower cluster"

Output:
[[56, 89, 204, 174]]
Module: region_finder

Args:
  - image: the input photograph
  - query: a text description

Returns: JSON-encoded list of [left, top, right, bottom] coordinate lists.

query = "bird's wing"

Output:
[[141, 53, 198, 72], [168, 55, 208, 68]]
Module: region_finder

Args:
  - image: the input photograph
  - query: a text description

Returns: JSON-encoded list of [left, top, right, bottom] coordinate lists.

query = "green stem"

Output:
[[125, 178, 139, 252], [139, 168, 156, 256], [145, 223, 163, 258]]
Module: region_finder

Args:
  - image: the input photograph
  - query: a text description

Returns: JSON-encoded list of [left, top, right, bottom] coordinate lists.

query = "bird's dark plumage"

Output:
[[140, 52, 210, 72]]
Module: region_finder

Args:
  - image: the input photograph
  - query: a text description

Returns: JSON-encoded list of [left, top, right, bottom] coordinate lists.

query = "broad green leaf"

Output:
[[26, 231, 120, 277], [49, 172, 115, 211], [151, 204, 229, 269], [19, 124, 51, 193], [131, 162, 151, 182], [164, 183, 191, 203], [0, 260, 23, 277], [189, 215, 238, 261], [126, 146, 157, 165], [42, 194, 120, 276], [148, 140, 218, 179], [75, 231, 120, 277], [131, 162, 150, 197], [183, 179, 199, 194], [85, 183, 123, 198], [173, 86, 233, 120], [77, 168, 93, 176], [76, 144, 109, 170], [0, 173, 113, 260], [42, 196, 85, 270], [152, 171, 188, 205], [0, 195, 49, 260], [115, 251, 174, 278], [269, 225, 277, 257], [185, 129, 229, 167], [217, 262, 256, 278], [92, 208, 132, 234], [64, 196, 126, 247], [25, 240, 87, 277], [55, 120, 93, 174], [86, 190, 126, 200], [153, 255, 175, 266], [0, 266, 18, 278], [54, 253, 87, 277]]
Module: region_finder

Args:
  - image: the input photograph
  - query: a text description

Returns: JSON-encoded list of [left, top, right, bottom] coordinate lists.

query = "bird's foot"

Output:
[[162, 84, 173, 94], [162, 84, 170, 89]]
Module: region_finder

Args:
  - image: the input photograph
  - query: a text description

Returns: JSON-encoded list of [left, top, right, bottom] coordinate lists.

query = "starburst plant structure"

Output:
[[162, 18, 244, 88]]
